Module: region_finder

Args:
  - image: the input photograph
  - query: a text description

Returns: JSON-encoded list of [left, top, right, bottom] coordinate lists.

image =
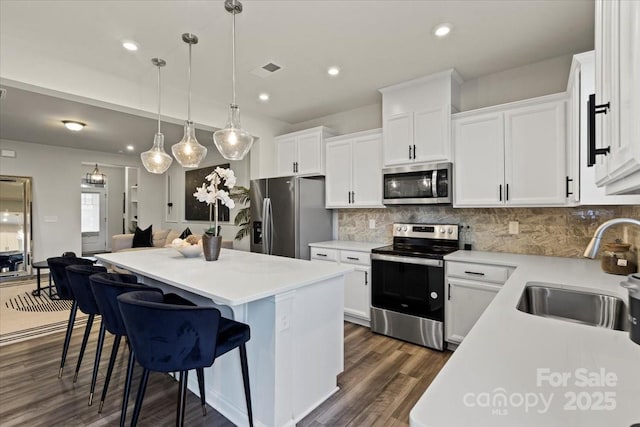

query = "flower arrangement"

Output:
[[193, 166, 236, 236]]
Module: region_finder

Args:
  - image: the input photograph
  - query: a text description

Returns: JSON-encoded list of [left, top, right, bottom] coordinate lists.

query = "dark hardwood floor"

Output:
[[0, 322, 451, 426]]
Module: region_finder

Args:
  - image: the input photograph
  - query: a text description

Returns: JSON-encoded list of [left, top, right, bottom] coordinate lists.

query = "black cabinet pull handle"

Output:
[[409, 145, 412, 159], [506, 184, 509, 201], [587, 93, 611, 167], [565, 176, 573, 197], [499, 185, 502, 201], [365, 271, 368, 286], [413, 144, 416, 160], [448, 283, 451, 300], [316, 253, 327, 257], [348, 191, 351, 204], [464, 271, 485, 276], [346, 256, 359, 261], [351, 191, 355, 203]]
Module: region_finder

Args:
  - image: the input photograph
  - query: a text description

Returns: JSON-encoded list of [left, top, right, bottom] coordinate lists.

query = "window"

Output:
[[81, 192, 100, 233]]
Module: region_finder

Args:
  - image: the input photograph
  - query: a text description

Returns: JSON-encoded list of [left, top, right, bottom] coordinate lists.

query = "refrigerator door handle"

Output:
[[266, 197, 274, 255], [262, 198, 270, 254]]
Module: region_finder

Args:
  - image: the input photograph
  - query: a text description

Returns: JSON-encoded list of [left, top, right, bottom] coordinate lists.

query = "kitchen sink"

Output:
[[516, 282, 629, 331]]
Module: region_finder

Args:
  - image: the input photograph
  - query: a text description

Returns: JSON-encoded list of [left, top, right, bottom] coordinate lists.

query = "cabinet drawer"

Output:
[[310, 247, 338, 261], [340, 250, 371, 266], [447, 261, 511, 284]]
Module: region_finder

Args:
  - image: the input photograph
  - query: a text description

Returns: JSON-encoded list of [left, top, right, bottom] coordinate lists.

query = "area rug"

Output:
[[0, 276, 88, 346]]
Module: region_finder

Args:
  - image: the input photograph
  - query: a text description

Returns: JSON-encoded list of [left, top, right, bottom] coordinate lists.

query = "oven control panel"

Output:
[[392, 223, 459, 240]]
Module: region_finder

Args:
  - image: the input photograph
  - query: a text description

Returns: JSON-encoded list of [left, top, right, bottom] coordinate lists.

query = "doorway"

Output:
[[81, 185, 107, 255]]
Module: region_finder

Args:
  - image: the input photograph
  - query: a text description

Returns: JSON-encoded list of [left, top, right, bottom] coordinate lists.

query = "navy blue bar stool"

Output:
[[65, 264, 108, 405], [47, 256, 96, 378], [89, 272, 159, 425], [117, 290, 253, 427]]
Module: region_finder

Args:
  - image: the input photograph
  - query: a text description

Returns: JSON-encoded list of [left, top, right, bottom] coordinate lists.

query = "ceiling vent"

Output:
[[250, 62, 282, 78], [0, 88, 6, 100]]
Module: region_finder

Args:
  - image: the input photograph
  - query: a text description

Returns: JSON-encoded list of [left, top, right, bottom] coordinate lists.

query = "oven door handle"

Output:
[[371, 253, 443, 267]]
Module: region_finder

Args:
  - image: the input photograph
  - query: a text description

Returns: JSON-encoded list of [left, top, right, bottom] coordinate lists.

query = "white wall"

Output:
[[0, 139, 164, 260], [286, 103, 382, 135]]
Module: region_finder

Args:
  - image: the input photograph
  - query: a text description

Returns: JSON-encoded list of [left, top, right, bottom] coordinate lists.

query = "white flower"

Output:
[[193, 184, 209, 203], [224, 170, 236, 189], [217, 189, 235, 209]]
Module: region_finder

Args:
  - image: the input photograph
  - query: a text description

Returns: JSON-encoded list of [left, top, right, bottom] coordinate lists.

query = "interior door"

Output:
[[81, 187, 107, 254]]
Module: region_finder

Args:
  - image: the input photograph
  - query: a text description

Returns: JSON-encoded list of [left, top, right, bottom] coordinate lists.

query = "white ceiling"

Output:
[[0, 0, 594, 150]]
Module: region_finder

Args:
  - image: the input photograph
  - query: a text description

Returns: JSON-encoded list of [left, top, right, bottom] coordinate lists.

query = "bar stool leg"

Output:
[[176, 370, 188, 427], [89, 320, 106, 406], [59, 301, 78, 378], [73, 314, 95, 383], [239, 344, 254, 427], [196, 368, 206, 416], [131, 368, 150, 427], [99, 335, 121, 413]]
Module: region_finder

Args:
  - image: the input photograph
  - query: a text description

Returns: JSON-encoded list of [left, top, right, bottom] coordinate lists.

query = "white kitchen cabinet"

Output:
[[275, 126, 338, 176], [594, 0, 640, 194], [310, 245, 374, 326], [445, 261, 513, 346], [565, 51, 640, 204], [380, 70, 462, 167], [325, 129, 383, 208], [453, 94, 568, 207]]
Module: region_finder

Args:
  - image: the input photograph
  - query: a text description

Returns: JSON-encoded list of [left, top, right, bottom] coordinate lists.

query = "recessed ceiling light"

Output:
[[122, 40, 139, 51], [259, 93, 270, 102], [62, 120, 86, 131], [327, 66, 340, 76], [126, 145, 135, 151], [433, 23, 453, 38]]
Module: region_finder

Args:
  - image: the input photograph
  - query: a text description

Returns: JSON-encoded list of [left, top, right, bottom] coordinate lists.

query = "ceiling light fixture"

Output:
[[122, 40, 139, 51], [126, 145, 134, 151], [172, 33, 207, 167], [141, 58, 173, 174], [86, 164, 106, 185], [213, 0, 254, 161], [327, 66, 340, 76], [62, 120, 85, 131], [433, 23, 453, 38], [259, 93, 270, 102]]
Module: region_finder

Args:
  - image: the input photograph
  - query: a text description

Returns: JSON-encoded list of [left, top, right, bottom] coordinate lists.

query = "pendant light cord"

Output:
[[156, 64, 162, 134], [231, 6, 237, 107], [188, 42, 192, 121]]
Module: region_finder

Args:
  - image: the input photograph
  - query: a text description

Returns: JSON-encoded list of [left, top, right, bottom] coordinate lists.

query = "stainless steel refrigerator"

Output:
[[250, 176, 333, 260]]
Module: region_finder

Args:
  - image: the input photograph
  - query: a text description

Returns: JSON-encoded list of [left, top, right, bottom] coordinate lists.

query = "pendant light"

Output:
[[171, 33, 207, 167], [86, 164, 106, 185], [141, 58, 173, 174], [213, 0, 254, 161]]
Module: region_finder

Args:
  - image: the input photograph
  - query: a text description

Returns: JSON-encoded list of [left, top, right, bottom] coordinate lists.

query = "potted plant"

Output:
[[193, 166, 236, 260]]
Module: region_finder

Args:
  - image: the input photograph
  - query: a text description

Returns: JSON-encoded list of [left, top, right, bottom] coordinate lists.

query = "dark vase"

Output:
[[202, 234, 222, 261]]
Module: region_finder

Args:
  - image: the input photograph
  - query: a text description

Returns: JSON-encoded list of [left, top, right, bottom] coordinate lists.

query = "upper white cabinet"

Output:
[[453, 94, 568, 207], [275, 126, 338, 176], [566, 51, 640, 205], [594, 0, 640, 194], [325, 129, 383, 208], [379, 69, 462, 167]]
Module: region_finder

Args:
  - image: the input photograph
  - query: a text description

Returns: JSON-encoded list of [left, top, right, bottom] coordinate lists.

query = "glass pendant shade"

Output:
[[213, 104, 254, 160], [141, 133, 173, 174], [172, 120, 207, 167]]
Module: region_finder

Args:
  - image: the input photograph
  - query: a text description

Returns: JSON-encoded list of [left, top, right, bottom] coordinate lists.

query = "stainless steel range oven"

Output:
[[371, 223, 459, 350]]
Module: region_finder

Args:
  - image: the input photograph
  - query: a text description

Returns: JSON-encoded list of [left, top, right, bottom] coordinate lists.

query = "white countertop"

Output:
[[96, 248, 351, 306], [308, 240, 386, 252], [411, 250, 640, 427]]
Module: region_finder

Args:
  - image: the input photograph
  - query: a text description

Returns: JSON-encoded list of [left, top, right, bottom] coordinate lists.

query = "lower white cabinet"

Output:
[[310, 246, 372, 326], [445, 261, 513, 346]]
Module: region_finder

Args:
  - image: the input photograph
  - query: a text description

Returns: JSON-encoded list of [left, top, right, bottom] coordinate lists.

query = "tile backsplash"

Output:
[[338, 205, 640, 264]]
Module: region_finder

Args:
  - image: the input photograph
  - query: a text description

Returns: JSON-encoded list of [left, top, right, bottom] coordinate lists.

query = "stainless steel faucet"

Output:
[[583, 218, 640, 258]]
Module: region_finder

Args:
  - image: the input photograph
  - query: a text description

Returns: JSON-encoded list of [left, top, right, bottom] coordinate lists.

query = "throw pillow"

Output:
[[132, 225, 153, 248], [179, 227, 193, 239], [152, 229, 170, 248]]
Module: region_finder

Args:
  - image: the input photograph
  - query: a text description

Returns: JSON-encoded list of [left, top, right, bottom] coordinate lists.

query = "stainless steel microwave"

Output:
[[382, 162, 452, 205]]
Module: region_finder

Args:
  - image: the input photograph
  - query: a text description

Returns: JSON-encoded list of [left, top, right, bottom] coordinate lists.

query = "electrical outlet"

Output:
[[509, 221, 519, 235], [279, 314, 290, 331], [369, 219, 376, 229]]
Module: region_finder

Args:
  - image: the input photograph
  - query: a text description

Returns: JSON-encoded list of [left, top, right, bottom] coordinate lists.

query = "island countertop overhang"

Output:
[[96, 248, 352, 306]]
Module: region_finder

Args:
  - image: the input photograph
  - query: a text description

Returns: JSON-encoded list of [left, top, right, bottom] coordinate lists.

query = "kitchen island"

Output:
[[96, 248, 352, 427], [410, 251, 640, 427]]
